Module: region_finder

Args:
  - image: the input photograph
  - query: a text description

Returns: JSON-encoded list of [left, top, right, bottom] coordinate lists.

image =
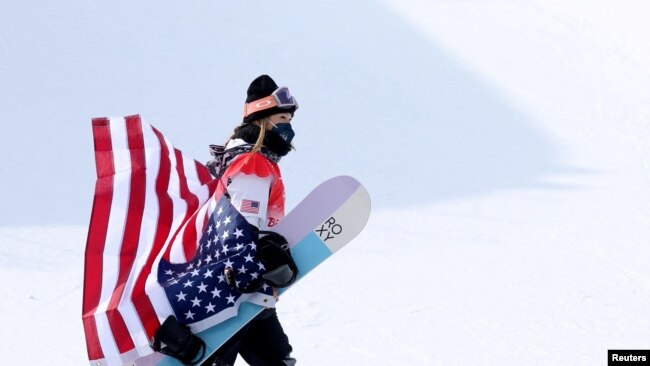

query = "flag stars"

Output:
[[205, 303, 216, 313], [191, 297, 202, 308], [160, 199, 266, 324], [197, 282, 208, 293], [184, 310, 195, 320]]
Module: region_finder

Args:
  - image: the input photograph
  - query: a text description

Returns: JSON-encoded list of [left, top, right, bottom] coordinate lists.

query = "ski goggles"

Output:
[[243, 86, 299, 117]]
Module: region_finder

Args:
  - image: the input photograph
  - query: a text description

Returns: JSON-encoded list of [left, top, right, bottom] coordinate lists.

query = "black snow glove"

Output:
[[257, 231, 298, 288], [223, 230, 298, 293], [150, 315, 206, 365]]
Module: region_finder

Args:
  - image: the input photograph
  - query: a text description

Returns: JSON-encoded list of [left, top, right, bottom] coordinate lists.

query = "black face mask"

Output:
[[270, 123, 295, 145], [265, 127, 293, 156]]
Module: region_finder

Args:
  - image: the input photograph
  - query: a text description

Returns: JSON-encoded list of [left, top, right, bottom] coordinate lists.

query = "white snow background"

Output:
[[1, 1, 649, 365]]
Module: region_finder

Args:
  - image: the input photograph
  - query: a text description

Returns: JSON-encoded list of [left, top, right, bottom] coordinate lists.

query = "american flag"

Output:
[[83, 115, 274, 366], [158, 194, 273, 326], [240, 199, 260, 214]]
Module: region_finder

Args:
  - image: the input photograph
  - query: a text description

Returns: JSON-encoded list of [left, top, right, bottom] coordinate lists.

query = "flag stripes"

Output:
[[174, 148, 201, 262], [107, 116, 144, 353], [82, 115, 218, 366], [83, 117, 114, 361], [130, 125, 173, 342]]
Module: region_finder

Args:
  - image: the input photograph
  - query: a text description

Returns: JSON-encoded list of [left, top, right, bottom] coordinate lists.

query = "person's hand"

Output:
[[257, 232, 298, 288]]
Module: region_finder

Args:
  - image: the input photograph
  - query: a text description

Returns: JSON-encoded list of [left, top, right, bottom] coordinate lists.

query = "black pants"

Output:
[[201, 308, 295, 366]]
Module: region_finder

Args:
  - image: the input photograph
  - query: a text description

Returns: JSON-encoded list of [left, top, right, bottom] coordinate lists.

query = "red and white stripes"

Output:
[[82, 115, 217, 366]]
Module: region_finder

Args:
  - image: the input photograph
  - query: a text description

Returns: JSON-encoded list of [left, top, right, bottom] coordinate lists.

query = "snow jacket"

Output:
[[219, 139, 285, 230]]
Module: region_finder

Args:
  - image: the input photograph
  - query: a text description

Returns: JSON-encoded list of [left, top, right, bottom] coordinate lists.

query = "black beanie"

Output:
[[243, 75, 297, 124]]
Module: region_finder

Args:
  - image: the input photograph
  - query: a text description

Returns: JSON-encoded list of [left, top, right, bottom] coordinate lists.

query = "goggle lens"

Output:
[[274, 87, 297, 107]]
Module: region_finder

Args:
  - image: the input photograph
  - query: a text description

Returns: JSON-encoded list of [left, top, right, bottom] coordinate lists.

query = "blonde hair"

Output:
[[250, 120, 267, 153]]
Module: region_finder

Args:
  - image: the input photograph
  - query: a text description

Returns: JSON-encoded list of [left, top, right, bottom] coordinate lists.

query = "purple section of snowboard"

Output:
[[275, 175, 360, 245]]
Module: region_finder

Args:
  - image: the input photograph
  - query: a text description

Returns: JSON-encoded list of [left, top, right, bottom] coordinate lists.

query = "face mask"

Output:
[[270, 122, 295, 145]]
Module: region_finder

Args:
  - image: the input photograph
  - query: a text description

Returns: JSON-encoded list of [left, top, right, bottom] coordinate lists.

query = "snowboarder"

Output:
[[201, 74, 299, 366]]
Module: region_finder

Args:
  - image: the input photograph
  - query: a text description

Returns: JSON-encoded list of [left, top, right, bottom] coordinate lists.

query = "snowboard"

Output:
[[131, 175, 371, 366]]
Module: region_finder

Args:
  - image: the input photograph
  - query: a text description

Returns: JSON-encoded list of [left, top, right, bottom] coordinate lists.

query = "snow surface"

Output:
[[1, 1, 650, 365]]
